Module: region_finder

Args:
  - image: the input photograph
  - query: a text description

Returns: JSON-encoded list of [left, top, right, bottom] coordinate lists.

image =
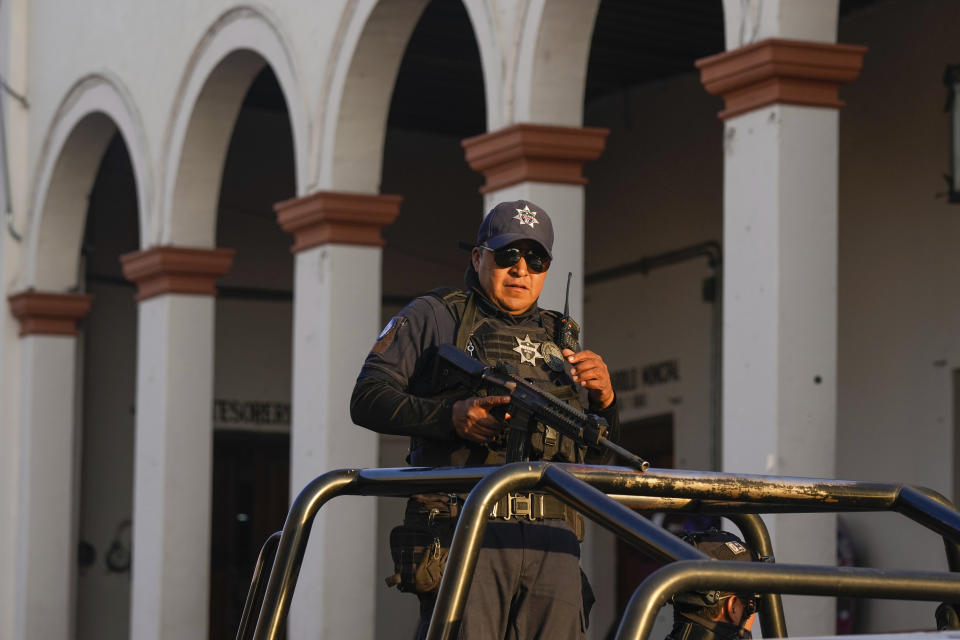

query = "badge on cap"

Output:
[[513, 205, 539, 228], [513, 335, 543, 365]]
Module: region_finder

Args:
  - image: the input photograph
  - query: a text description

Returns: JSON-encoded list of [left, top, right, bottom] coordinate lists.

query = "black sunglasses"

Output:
[[479, 245, 551, 273]]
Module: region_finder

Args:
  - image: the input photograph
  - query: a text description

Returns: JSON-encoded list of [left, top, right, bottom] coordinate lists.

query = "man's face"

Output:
[[472, 240, 549, 315]]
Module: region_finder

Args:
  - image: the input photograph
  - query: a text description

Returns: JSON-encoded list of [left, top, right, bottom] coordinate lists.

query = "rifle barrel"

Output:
[[602, 440, 650, 472]]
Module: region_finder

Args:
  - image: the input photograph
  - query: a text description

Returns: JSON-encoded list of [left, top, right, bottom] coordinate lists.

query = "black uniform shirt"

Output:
[[350, 287, 619, 450]]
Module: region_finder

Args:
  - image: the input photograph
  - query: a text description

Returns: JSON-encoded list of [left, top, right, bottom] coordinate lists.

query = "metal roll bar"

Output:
[[726, 513, 786, 638], [236, 531, 281, 640], [425, 463, 710, 640], [244, 463, 960, 640], [610, 486, 960, 572], [616, 560, 960, 640], [239, 495, 786, 639], [425, 464, 960, 640]]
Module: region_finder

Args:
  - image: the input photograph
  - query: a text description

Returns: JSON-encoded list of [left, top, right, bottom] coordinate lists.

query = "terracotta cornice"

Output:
[[461, 123, 609, 194], [696, 38, 867, 119], [274, 191, 402, 253], [119, 246, 235, 301], [8, 291, 93, 336]]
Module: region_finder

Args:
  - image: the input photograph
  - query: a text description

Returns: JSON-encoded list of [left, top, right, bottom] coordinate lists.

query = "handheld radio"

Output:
[[557, 272, 580, 352]]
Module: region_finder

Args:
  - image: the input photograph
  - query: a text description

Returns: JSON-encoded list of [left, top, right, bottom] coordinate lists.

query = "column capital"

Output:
[[696, 38, 867, 120], [461, 123, 609, 194], [274, 191, 402, 253], [8, 290, 93, 336], [119, 246, 235, 301]]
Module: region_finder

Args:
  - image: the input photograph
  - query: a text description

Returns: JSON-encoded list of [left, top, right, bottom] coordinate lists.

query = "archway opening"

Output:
[[210, 63, 296, 639], [77, 130, 141, 640], [380, 0, 486, 312], [373, 1, 486, 637]]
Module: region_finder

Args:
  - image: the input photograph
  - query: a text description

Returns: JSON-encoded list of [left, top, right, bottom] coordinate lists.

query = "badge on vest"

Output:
[[512, 335, 543, 366]]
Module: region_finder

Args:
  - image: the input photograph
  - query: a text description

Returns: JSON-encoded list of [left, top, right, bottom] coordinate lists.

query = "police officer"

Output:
[[351, 199, 620, 639], [666, 530, 760, 640]]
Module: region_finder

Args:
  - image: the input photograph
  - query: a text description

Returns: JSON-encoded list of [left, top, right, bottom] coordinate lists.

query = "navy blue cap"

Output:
[[476, 200, 553, 258]]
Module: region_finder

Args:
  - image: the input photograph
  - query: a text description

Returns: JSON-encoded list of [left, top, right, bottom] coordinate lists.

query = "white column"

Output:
[[121, 246, 233, 640], [130, 295, 215, 640], [698, 38, 865, 636], [462, 123, 612, 638], [275, 190, 400, 640], [17, 336, 79, 639], [724, 104, 840, 634], [7, 291, 92, 640], [287, 244, 381, 639]]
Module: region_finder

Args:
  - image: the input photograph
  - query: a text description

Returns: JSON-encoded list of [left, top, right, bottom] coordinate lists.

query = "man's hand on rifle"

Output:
[[563, 348, 615, 410], [453, 395, 512, 443]]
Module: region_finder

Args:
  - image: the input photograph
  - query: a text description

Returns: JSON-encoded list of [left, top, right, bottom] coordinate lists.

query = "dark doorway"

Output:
[[209, 431, 290, 639]]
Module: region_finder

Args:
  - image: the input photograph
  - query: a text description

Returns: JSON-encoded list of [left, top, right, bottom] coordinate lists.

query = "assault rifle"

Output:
[[436, 344, 649, 471]]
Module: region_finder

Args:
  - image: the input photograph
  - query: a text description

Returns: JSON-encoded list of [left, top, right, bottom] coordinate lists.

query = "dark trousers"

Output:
[[416, 519, 586, 640]]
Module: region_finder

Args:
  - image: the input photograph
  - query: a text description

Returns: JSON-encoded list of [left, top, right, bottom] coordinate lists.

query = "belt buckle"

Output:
[[508, 494, 540, 521]]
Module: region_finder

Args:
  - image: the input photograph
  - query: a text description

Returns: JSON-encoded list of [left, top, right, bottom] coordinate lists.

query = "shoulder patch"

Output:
[[373, 316, 404, 354]]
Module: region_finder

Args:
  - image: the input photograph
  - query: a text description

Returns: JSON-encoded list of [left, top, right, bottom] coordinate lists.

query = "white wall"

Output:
[[837, 0, 960, 631], [584, 73, 724, 472], [24, 0, 345, 191]]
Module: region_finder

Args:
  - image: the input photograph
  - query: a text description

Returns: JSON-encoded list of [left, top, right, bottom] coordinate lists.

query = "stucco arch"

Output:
[[514, 0, 601, 126], [315, 0, 430, 193], [456, 0, 505, 131], [161, 5, 307, 246], [26, 73, 151, 291]]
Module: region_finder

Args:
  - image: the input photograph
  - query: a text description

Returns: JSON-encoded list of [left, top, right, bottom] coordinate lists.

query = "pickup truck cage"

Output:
[[236, 462, 960, 640]]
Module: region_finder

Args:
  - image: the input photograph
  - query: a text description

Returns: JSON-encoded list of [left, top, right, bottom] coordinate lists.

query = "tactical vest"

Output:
[[408, 288, 589, 467]]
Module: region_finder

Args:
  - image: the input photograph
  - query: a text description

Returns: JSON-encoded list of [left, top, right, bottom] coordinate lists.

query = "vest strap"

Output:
[[455, 291, 477, 351]]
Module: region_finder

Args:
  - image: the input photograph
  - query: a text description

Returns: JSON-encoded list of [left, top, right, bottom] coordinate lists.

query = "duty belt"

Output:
[[489, 492, 569, 521]]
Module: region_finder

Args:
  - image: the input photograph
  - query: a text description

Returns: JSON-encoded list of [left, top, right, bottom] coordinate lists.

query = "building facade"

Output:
[[1, 0, 958, 638]]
